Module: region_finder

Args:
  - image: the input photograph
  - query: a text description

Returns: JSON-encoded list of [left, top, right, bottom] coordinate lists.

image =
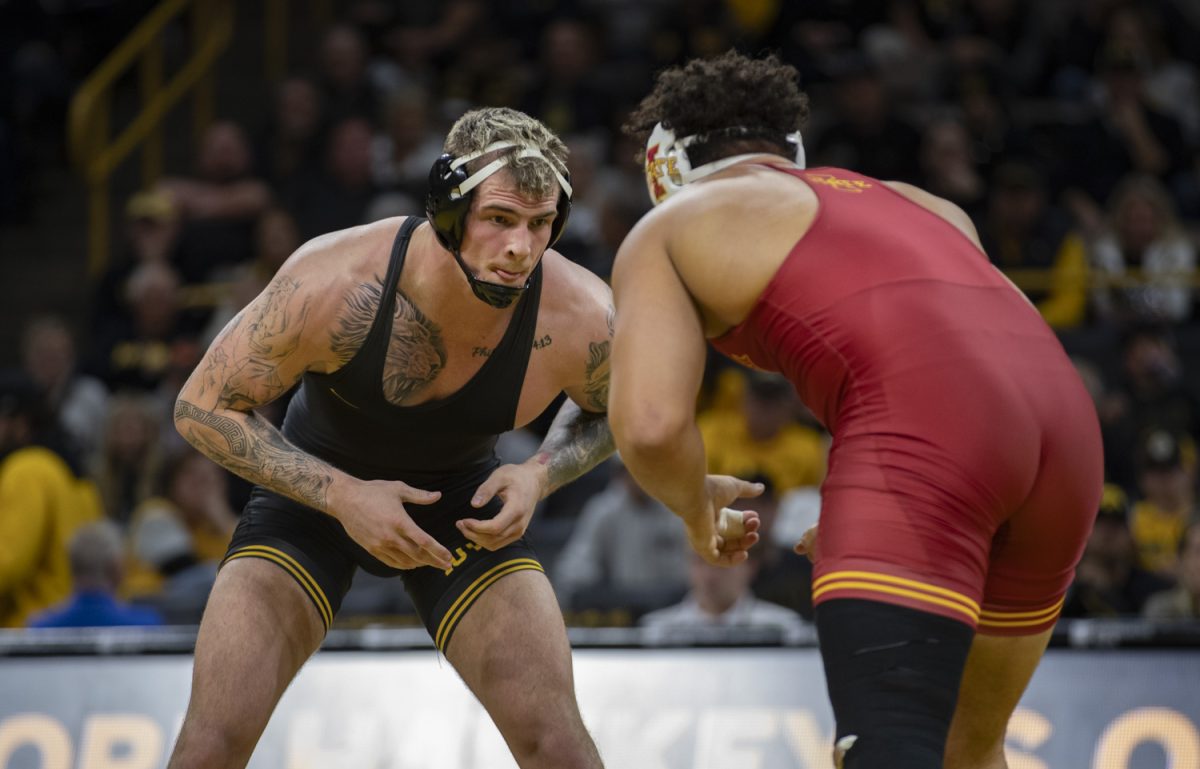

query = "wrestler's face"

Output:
[[460, 170, 559, 287]]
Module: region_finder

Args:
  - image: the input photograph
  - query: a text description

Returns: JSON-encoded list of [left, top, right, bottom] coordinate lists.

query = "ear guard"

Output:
[[426, 141, 572, 308], [644, 122, 805, 206]]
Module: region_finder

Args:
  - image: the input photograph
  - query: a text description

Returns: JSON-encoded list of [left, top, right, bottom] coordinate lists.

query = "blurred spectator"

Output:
[[125, 449, 236, 621], [370, 86, 444, 198], [1143, 522, 1200, 620], [698, 370, 826, 494], [554, 459, 689, 615], [28, 520, 163, 628], [521, 17, 612, 136], [21, 315, 109, 456], [90, 394, 165, 526], [1114, 326, 1200, 442], [809, 53, 922, 184], [942, 0, 1050, 97], [161, 121, 272, 283], [1100, 4, 1200, 144], [90, 261, 193, 393], [919, 117, 987, 219], [640, 546, 809, 644], [0, 372, 102, 627], [1130, 429, 1197, 578], [93, 189, 182, 327], [979, 162, 1088, 329], [1089, 175, 1196, 325], [319, 24, 378, 123], [950, 66, 1037, 181], [1062, 483, 1174, 618], [1064, 46, 1190, 222], [1073, 356, 1139, 492], [258, 77, 326, 196], [285, 117, 378, 240]]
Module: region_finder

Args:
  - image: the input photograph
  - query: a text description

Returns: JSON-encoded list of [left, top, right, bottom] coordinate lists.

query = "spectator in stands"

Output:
[[554, 458, 689, 616], [319, 24, 377, 123], [89, 394, 165, 526], [126, 449, 236, 623], [161, 121, 272, 283], [1130, 429, 1197, 578], [1143, 522, 1200, 620], [370, 86, 445, 200], [1064, 46, 1190, 226], [1115, 326, 1200, 443], [27, 520, 163, 628], [258, 77, 325, 195], [1073, 357, 1139, 492], [698, 370, 826, 494], [521, 17, 612, 136], [640, 545, 809, 644], [809, 53, 922, 184], [285, 117, 377, 240], [90, 261, 193, 394], [1089, 175, 1196, 325], [978, 162, 1088, 329], [93, 189, 182, 327], [0, 371, 101, 627], [919, 117, 987, 220], [21, 315, 108, 456], [1062, 483, 1174, 618]]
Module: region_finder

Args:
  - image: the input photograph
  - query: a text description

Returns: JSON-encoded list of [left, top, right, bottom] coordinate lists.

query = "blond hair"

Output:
[[444, 107, 568, 199]]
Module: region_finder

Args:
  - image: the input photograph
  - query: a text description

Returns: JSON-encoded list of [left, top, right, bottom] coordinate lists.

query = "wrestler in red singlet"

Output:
[[710, 165, 1103, 635]]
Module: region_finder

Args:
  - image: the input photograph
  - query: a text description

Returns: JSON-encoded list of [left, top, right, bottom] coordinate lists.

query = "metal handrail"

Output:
[[68, 0, 234, 276]]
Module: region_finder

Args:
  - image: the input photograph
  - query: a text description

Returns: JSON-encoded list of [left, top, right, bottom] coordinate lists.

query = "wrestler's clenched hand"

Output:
[[334, 479, 452, 569], [457, 462, 547, 550]]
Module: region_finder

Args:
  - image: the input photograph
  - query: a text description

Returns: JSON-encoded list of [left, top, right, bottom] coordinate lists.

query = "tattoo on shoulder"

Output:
[[583, 338, 611, 412], [330, 278, 383, 366], [208, 276, 312, 411], [474, 334, 553, 359], [383, 289, 446, 404]]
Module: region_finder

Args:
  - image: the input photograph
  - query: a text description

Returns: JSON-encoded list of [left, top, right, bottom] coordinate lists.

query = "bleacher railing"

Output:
[[68, 0, 234, 277]]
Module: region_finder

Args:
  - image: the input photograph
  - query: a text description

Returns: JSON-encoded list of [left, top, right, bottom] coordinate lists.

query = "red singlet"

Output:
[[711, 167, 1102, 635]]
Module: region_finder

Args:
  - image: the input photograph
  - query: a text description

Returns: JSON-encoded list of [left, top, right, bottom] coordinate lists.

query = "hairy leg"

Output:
[[944, 628, 1053, 769], [445, 569, 603, 769], [167, 559, 326, 769]]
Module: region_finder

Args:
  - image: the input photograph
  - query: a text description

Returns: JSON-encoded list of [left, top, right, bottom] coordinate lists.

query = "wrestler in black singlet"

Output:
[[223, 217, 546, 651]]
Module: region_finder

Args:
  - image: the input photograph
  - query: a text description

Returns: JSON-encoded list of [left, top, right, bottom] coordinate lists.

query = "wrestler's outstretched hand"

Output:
[[335, 479, 451, 570], [458, 462, 546, 550], [685, 475, 764, 567]]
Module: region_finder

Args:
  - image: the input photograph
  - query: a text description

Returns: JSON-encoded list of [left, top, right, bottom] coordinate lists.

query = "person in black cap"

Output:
[[1131, 428, 1198, 577], [1062, 483, 1174, 618], [167, 107, 612, 769]]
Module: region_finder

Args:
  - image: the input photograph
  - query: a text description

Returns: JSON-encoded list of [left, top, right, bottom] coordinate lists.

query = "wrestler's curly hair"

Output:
[[624, 51, 809, 167]]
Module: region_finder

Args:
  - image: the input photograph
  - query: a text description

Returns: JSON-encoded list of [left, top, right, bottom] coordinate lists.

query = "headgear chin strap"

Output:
[[426, 140, 573, 309], [643, 123, 805, 206]]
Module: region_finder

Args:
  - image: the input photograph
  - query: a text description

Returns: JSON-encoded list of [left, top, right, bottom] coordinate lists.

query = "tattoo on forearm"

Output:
[[535, 401, 615, 495], [174, 397, 334, 510]]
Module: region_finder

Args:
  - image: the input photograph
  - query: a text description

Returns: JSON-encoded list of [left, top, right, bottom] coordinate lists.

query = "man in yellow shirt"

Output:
[[699, 369, 826, 492], [0, 373, 101, 627], [1131, 429, 1197, 578]]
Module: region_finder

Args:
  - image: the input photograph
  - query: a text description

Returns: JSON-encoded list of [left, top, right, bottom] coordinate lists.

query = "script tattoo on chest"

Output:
[[472, 334, 553, 358], [329, 277, 447, 405]]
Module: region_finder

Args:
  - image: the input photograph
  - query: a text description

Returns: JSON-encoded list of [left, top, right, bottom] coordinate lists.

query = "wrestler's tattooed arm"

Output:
[[174, 274, 348, 512], [529, 305, 616, 495]]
